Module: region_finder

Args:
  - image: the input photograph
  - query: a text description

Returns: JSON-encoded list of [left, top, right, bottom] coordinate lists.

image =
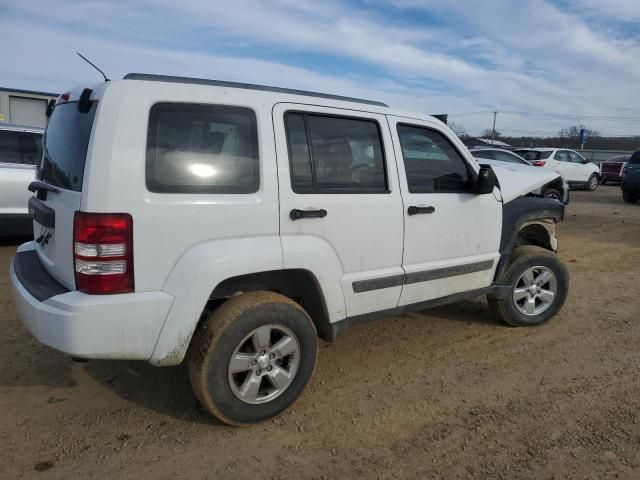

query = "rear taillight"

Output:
[[531, 160, 546, 167], [73, 212, 134, 294]]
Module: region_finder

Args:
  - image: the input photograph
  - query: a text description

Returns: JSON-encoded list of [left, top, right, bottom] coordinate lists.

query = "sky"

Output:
[[1, 0, 640, 137]]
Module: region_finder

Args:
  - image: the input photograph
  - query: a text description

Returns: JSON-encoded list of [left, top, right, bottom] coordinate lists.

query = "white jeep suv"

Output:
[[11, 75, 569, 425]]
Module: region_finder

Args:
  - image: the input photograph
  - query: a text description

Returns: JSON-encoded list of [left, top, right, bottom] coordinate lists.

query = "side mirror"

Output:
[[474, 166, 496, 194]]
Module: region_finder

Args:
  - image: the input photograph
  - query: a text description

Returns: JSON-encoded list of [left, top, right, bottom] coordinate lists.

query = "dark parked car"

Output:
[[621, 150, 640, 203], [601, 155, 630, 184]]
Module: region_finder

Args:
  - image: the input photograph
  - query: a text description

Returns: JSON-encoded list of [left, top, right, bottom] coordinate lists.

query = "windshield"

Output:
[[515, 150, 553, 161], [629, 150, 640, 165], [39, 102, 97, 192]]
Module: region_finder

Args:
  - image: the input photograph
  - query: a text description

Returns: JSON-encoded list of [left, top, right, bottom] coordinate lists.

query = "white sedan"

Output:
[[0, 124, 42, 236], [514, 148, 600, 191]]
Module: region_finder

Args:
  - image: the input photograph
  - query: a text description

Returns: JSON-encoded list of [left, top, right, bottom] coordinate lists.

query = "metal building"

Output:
[[0, 87, 58, 129]]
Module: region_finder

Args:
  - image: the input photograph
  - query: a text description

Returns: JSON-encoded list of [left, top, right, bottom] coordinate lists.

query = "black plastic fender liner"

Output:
[[499, 197, 564, 253], [493, 197, 564, 283]]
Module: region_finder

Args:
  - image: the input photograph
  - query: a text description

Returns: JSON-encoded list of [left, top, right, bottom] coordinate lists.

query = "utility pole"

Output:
[[491, 110, 498, 143]]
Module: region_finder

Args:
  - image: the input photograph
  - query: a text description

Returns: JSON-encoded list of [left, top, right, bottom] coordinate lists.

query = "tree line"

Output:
[[449, 122, 639, 151]]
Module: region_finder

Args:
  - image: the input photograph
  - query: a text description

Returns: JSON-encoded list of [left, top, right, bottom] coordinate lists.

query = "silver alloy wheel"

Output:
[[545, 191, 560, 200], [227, 324, 300, 405], [512, 266, 558, 316], [589, 175, 598, 190]]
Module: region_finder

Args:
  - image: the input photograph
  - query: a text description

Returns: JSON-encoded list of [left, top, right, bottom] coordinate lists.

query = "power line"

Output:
[[448, 109, 640, 122]]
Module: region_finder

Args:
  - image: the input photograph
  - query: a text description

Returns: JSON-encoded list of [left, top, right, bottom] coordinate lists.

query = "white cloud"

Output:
[[1, 0, 639, 136]]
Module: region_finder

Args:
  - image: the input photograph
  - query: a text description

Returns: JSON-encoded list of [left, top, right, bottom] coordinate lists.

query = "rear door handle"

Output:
[[407, 205, 435, 216], [290, 209, 328, 220]]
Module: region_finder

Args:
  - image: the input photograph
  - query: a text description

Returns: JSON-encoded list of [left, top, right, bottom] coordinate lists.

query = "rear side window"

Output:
[[39, 102, 97, 191], [518, 150, 552, 161], [0, 130, 23, 164], [472, 150, 493, 160], [285, 112, 388, 193], [493, 151, 526, 164], [146, 103, 259, 194], [397, 124, 470, 193]]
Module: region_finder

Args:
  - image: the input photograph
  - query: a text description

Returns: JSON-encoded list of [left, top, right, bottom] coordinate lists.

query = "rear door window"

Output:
[[285, 112, 388, 193], [39, 102, 97, 191], [555, 151, 571, 162], [146, 103, 259, 194], [0, 130, 23, 164]]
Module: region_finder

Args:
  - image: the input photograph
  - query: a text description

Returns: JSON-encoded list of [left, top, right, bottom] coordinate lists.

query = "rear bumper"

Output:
[[10, 244, 174, 360]]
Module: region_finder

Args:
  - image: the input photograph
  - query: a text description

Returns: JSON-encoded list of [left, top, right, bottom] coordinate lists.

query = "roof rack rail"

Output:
[[123, 73, 388, 107]]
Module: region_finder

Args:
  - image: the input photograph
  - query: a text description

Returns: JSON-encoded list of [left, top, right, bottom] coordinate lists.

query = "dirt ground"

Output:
[[1, 186, 639, 480]]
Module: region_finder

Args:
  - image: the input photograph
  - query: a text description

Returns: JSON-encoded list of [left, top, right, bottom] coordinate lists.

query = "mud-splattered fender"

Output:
[[149, 235, 346, 366]]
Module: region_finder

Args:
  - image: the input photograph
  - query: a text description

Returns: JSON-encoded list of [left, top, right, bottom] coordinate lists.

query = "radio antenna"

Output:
[[76, 52, 109, 82]]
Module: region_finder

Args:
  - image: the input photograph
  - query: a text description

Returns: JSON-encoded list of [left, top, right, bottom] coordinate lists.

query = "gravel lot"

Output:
[[1, 186, 639, 479]]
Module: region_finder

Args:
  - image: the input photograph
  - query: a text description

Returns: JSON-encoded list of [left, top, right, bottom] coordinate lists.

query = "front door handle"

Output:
[[407, 205, 435, 216], [290, 208, 328, 220]]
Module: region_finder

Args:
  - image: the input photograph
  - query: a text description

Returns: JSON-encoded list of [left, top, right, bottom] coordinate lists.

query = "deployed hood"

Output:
[[481, 160, 561, 203]]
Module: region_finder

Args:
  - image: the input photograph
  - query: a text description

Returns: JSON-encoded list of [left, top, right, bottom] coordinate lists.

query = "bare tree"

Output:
[[481, 128, 501, 139], [558, 125, 601, 140], [448, 121, 468, 138]]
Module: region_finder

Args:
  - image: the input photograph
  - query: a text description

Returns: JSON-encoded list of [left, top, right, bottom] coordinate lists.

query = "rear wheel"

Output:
[[188, 291, 318, 426], [489, 246, 569, 326], [623, 191, 638, 204], [586, 173, 599, 191]]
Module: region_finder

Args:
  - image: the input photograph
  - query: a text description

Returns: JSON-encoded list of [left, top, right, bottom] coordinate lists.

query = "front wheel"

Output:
[[488, 245, 569, 326], [188, 291, 318, 426], [586, 173, 599, 191], [623, 191, 638, 204], [542, 187, 562, 201]]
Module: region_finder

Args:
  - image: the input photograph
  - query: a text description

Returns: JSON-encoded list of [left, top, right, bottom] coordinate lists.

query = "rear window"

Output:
[[146, 103, 259, 194], [516, 150, 552, 161], [39, 102, 97, 191]]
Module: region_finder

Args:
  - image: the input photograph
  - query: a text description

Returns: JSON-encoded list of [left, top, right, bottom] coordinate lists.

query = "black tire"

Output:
[[542, 187, 562, 201], [488, 245, 569, 327], [622, 191, 638, 204], [188, 291, 317, 426], [586, 173, 599, 191]]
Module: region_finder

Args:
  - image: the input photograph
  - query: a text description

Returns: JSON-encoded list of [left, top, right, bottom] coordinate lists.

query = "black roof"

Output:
[[124, 73, 388, 107]]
